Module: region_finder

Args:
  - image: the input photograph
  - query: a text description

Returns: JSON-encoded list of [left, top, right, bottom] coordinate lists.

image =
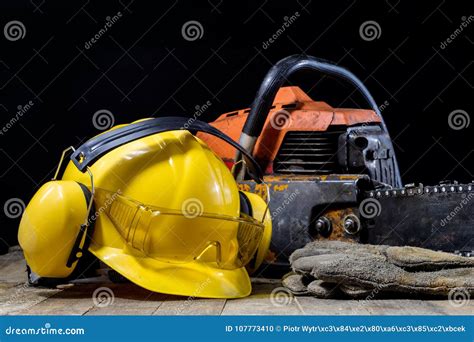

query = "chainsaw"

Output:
[[198, 55, 473, 274]]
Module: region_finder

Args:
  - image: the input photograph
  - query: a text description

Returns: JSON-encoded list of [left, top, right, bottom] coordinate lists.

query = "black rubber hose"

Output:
[[240, 54, 402, 186]]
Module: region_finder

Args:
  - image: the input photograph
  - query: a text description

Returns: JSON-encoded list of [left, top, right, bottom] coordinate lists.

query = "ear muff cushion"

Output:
[[238, 191, 252, 216], [77, 182, 92, 205], [61, 182, 99, 283]]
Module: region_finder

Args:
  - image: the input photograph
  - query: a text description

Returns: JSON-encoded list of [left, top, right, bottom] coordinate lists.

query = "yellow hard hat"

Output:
[[18, 117, 271, 298]]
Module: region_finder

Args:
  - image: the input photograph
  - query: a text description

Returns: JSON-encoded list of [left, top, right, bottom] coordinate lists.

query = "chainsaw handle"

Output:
[[242, 54, 387, 138], [237, 54, 401, 186]]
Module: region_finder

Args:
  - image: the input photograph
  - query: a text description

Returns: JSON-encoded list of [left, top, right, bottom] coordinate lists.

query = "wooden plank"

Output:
[[426, 300, 474, 315], [222, 282, 372, 315], [221, 283, 466, 316], [13, 284, 97, 315], [296, 297, 372, 315], [360, 299, 447, 315], [222, 296, 302, 315], [150, 279, 278, 315], [16, 283, 166, 316], [0, 283, 60, 315], [222, 284, 303, 315], [2, 251, 470, 316], [85, 285, 166, 316], [153, 296, 226, 316], [0, 249, 27, 284]]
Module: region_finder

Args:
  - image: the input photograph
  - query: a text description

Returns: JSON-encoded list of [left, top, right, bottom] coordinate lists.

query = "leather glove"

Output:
[[283, 240, 474, 298]]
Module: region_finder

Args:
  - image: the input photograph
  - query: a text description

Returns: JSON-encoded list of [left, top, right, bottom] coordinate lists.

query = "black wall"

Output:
[[0, 0, 472, 251]]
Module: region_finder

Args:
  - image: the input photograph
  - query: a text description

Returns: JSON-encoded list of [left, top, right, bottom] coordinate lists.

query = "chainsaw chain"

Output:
[[365, 181, 474, 199]]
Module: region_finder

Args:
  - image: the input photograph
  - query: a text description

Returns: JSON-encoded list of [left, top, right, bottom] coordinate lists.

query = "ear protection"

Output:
[[19, 179, 94, 284]]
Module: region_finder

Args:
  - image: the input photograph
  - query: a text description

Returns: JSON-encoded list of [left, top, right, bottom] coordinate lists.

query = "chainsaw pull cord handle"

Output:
[[236, 54, 402, 187]]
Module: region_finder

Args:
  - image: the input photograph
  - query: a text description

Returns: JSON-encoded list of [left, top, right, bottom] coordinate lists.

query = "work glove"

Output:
[[283, 240, 474, 298]]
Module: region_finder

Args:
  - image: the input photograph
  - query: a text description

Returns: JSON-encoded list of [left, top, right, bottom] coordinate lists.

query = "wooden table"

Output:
[[1, 249, 472, 316]]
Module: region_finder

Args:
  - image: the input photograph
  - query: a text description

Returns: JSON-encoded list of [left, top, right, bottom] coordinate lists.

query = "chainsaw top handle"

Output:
[[236, 54, 402, 187]]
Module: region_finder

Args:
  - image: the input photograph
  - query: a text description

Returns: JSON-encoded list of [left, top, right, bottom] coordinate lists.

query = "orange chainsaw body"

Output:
[[200, 86, 380, 175]]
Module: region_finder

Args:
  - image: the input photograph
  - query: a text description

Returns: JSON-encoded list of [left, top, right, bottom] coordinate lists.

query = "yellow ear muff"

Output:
[[240, 191, 272, 275], [18, 180, 92, 279]]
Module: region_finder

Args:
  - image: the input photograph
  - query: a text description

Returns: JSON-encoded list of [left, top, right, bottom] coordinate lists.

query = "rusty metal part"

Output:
[[242, 177, 474, 277], [321, 207, 361, 242], [238, 174, 369, 275]]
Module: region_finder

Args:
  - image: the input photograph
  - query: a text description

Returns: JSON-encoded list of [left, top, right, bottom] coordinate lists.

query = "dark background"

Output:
[[0, 0, 472, 252]]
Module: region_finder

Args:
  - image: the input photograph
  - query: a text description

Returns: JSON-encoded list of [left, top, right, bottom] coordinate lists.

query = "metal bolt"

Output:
[[315, 217, 332, 237], [343, 215, 361, 235]]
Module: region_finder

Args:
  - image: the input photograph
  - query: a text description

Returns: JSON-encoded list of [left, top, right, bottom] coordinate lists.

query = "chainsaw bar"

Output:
[[361, 182, 474, 255]]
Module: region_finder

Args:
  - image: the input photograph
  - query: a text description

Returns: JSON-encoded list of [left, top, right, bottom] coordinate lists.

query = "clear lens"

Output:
[[94, 189, 264, 269]]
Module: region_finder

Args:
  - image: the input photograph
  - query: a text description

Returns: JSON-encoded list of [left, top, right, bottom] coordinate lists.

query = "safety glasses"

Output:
[[94, 189, 265, 270]]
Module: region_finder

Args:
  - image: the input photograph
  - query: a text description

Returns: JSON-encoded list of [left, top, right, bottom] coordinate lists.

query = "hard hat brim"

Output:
[[89, 244, 252, 299]]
